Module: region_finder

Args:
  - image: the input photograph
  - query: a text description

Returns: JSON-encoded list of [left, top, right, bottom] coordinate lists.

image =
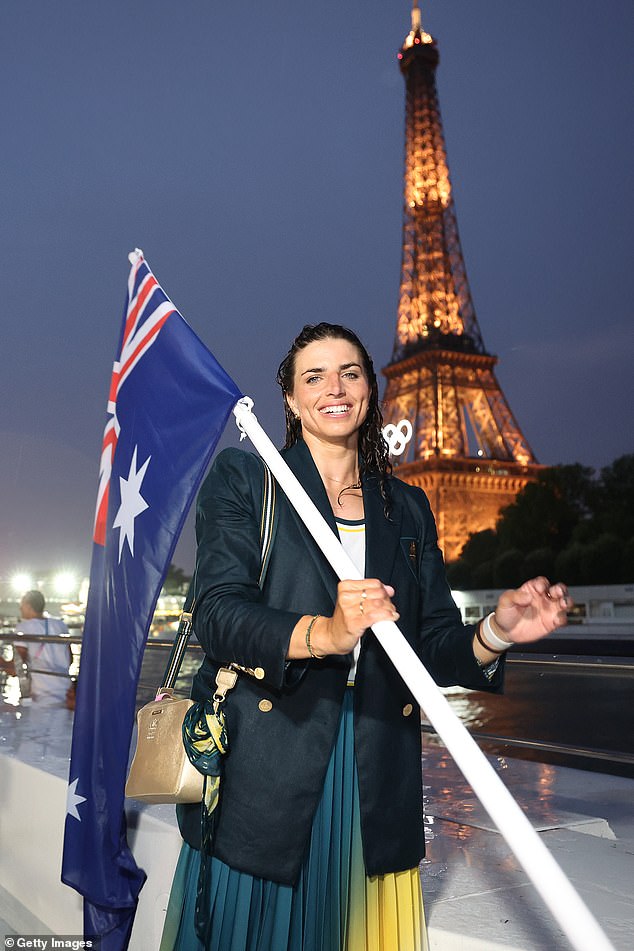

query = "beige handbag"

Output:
[[125, 463, 275, 804], [125, 684, 203, 803]]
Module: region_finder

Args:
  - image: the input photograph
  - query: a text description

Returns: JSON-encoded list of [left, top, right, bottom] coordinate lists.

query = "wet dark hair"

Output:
[[276, 322, 391, 513]]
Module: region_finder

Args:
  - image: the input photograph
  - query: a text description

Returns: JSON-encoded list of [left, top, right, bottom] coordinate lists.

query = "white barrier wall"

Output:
[[0, 752, 182, 950]]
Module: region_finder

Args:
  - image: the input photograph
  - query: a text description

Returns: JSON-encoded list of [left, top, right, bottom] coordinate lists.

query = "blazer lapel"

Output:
[[280, 441, 340, 596], [363, 475, 403, 585]]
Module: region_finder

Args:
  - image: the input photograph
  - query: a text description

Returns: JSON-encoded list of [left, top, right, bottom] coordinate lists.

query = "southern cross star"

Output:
[[66, 777, 87, 821], [112, 446, 151, 562]]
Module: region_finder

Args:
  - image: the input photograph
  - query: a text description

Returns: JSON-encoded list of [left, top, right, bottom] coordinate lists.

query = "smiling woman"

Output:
[[287, 340, 369, 436], [160, 322, 570, 951], [277, 323, 388, 523], [284, 338, 370, 517]]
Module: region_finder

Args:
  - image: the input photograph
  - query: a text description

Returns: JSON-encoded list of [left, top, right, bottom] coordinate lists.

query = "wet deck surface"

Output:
[[1, 698, 633, 949], [421, 738, 634, 949]]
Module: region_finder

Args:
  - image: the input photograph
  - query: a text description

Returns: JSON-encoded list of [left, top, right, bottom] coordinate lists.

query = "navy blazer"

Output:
[[178, 440, 504, 884]]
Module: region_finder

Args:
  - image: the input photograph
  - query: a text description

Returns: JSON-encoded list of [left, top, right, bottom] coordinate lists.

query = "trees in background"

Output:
[[162, 563, 191, 595], [446, 455, 634, 589]]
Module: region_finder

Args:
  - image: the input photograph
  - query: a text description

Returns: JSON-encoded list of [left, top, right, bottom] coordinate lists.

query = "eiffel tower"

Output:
[[382, 2, 543, 562]]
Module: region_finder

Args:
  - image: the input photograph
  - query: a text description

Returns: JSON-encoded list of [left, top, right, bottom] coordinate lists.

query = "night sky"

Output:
[[2, 1, 632, 580]]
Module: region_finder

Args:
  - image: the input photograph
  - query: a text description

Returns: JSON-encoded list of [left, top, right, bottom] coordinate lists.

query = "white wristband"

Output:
[[482, 613, 514, 651]]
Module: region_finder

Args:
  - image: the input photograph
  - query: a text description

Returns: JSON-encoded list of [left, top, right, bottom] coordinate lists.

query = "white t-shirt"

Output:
[[15, 615, 71, 704], [336, 517, 366, 683]]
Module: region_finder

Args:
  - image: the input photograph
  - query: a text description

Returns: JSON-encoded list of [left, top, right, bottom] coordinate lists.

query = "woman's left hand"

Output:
[[493, 577, 570, 645]]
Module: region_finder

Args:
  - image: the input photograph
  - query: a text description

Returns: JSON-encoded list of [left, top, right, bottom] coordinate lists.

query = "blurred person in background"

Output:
[[15, 589, 73, 706]]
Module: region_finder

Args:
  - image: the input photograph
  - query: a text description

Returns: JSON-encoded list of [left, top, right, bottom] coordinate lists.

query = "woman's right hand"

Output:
[[313, 579, 400, 657], [287, 579, 399, 660]]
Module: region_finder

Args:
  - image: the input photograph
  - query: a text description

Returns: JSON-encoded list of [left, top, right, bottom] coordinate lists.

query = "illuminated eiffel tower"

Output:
[[382, 2, 543, 562]]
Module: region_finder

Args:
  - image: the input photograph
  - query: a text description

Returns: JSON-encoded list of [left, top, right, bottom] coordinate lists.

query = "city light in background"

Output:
[[10, 573, 34, 595], [5, 569, 83, 609], [53, 572, 78, 598], [1, 570, 183, 632]]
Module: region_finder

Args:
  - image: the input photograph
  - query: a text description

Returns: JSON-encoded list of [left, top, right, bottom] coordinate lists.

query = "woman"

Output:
[[161, 323, 569, 951]]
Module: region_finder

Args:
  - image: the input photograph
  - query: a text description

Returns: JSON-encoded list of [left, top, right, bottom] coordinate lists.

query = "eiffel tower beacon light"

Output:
[[382, 2, 543, 562]]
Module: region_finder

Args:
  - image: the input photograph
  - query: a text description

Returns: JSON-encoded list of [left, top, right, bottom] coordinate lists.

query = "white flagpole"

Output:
[[233, 398, 615, 951]]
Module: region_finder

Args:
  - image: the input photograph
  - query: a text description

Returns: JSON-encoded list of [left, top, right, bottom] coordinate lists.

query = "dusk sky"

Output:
[[1, 1, 632, 580]]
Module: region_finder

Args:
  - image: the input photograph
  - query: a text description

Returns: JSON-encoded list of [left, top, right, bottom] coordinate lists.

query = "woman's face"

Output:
[[287, 337, 371, 448]]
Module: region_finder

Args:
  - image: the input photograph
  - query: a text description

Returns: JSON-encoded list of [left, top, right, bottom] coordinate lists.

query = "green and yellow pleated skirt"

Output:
[[160, 689, 428, 951]]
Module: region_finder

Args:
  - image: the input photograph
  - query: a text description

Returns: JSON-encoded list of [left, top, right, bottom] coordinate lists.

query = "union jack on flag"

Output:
[[93, 254, 180, 546], [62, 250, 242, 950]]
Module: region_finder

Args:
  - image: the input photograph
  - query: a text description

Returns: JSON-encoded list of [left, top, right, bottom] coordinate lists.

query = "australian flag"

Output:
[[61, 250, 242, 949]]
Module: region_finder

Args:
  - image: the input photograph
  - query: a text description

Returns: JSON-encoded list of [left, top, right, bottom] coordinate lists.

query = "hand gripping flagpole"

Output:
[[233, 398, 614, 951]]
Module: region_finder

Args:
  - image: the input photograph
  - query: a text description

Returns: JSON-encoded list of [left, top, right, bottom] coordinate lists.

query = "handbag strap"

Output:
[[159, 461, 276, 692]]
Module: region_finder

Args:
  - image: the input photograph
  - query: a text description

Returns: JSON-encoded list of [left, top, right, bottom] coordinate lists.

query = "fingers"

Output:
[[547, 583, 570, 627], [526, 578, 570, 613], [496, 577, 572, 643], [326, 580, 399, 655], [513, 576, 550, 604], [337, 579, 399, 625], [508, 577, 571, 609], [546, 581, 569, 607]]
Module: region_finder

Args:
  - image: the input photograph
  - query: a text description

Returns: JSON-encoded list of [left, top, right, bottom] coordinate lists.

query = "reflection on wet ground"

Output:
[[422, 741, 634, 842], [0, 700, 74, 780], [420, 742, 634, 950], [0, 642, 21, 706]]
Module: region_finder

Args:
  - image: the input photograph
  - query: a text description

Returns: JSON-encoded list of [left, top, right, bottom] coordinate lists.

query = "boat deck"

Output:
[[1, 701, 632, 950]]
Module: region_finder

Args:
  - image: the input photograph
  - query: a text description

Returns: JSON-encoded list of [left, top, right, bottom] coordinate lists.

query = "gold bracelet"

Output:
[[306, 614, 325, 659]]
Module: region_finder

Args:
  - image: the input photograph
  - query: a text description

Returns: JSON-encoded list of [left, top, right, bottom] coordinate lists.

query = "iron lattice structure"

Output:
[[382, 5, 542, 561]]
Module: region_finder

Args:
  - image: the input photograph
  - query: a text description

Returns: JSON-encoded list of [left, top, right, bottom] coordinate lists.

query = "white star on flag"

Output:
[[112, 446, 151, 562], [67, 778, 87, 821]]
